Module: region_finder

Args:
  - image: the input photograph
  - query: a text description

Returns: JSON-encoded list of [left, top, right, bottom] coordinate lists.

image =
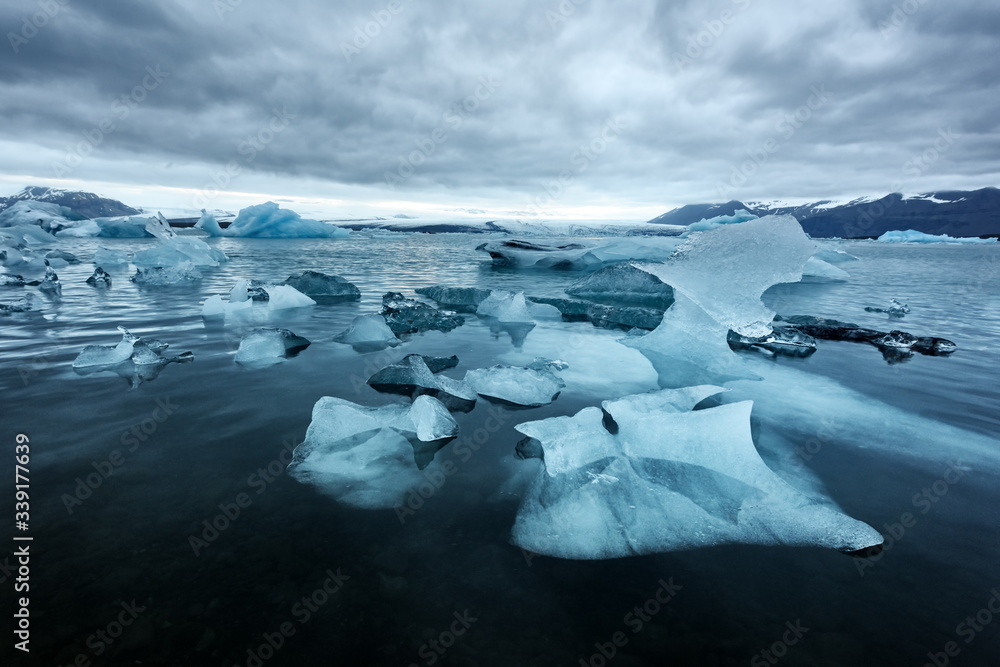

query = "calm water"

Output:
[[1, 233, 999, 666]]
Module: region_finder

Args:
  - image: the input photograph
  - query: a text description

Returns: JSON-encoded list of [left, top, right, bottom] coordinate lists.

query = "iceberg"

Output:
[[333, 314, 400, 351], [464, 365, 565, 407], [202, 280, 316, 320], [586, 304, 664, 331], [45, 250, 80, 265], [0, 274, 25, 286], [133, 213, 228, 268], [476, 290, 561, 323], [86, 267, 113, 288], [802, 256, 850, 280], [414, 286, 493, 312], [510, 386, 884, 559], [775, 315, 956, 362], [281, 271, 360, 301], [380, 292, 465, 334], [877, 230, 996, 244], [624, 294, 760, 387], [565, 262, 675, 308], [683, 209, 758, 234], [234, 328, 311, 367], [478, 238, 683, 271], [727, 328, 817, 358], [287, 394, 458, 508], [131, 261, 203, 286], [0, 200, 74, 234], [635, 215, 815, 338], [368, 354, 477, 411], [197, 203, 350, 238]]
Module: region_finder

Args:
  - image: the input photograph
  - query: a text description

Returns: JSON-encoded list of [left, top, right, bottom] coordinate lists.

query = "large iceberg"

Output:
[[877, 230, 996, 244], [683, 209, 759, 234], [511, 386, 884, 559], [287, 395, 458, 508], [197, 203, 350, 238], [0, 200, 75, 234]]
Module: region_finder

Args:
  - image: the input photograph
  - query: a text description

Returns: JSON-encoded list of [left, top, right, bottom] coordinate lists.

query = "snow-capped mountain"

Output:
[[648, 188, 1000, 238], [0, 186, 140, 219]]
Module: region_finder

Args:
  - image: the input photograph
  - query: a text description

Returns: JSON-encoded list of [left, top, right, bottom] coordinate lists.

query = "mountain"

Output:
[[0, 186, 141, 219], [647, 188, 1000, 238]]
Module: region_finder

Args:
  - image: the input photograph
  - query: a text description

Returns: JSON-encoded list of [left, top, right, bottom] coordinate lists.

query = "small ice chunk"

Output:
[[415, 286, 493, 312], [45, 250, 80, 264], [38, 266, 61, 294], [566, 262, 675, 307], [334, 314, 400, 350], [397, 395, 459, 442], [86, 267, 113, 287], [72, 327, 139, 368], [463, 365, 565, 407], [130, 261, 203, 286], [368, 354, 477, 411], [0, 274, 25, 286], [234, 328, 311, 367], [864, 298, 910, 318], [202, 281, 315, 319], [71, 326, 193, 388], [510, 387, 884, 559], [282, 271, 360, 300], [477, 290, 559, 323], [380, 292, 464, 334], [0, 293, 40, 314]]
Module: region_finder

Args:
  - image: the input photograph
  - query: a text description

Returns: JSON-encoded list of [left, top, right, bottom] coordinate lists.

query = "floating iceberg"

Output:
[[234, 328, 311, 367], [202, 280, 316, 320], [511, 386, 884, 559], [380, 292, 464, 334], [131, 261, 203, 286], [86, 268, 112, 288], [565, 262, 675, 308], [45, 249, 80, 265], [802, 256, 850, 280], [812, 248, 859, 263], [414, 286, 493, 312], [368, 354, 477, 411], [334, 313, 400, 351], [478, 237, 682, 271], [72, 326, 193, 388], [197, 203, 350, 238], [282, 271, 360, 300], [727, 328, 817, 358], [287, 394, 458, 508], [877, 230, 996, 244], [464, 365, 565, 407], [476, 290, 561, 323], [133, 213, 228, 268], [0, 274, 25, 286], [0, 200, 74, 234]]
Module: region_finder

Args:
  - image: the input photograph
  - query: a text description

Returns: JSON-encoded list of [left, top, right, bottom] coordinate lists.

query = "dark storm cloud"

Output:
[[1, 0, 998, 207]]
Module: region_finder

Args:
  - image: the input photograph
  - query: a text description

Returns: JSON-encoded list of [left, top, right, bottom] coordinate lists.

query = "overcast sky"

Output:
[[1, 0, 998, 219]]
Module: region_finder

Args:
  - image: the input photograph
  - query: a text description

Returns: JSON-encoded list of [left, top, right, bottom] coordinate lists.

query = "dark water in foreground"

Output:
[[1, 234, 998, 666]]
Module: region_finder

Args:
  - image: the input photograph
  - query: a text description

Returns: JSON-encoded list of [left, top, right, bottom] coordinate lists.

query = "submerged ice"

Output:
[[511, 386, 884, 559], [72, 326, 193, 388]]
